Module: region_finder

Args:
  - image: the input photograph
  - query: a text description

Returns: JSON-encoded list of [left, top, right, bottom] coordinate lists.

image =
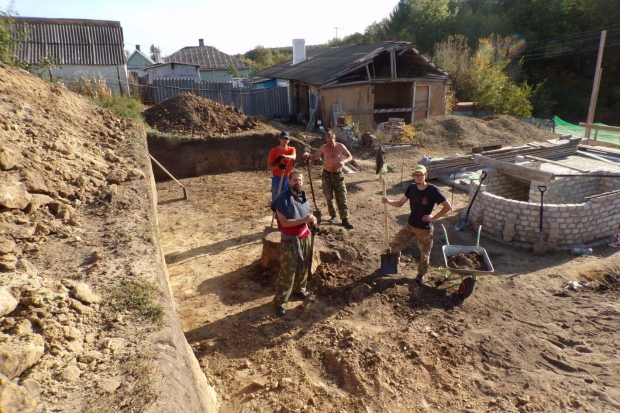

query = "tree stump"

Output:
[[261, 231, 281, 271], [261, 231, 323, 274]]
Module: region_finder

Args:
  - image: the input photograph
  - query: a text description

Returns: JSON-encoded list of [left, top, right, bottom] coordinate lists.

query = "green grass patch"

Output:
[[88, 95, 146, 121], [105, 280, 165, 326]]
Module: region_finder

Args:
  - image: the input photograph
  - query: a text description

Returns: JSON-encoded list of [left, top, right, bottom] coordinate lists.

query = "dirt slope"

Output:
[[156, 125, 620, 412], [0, 64, 214, 412]]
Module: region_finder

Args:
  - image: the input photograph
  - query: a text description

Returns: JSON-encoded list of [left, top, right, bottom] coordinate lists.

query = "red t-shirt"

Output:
[[268, 146, 296, 178]]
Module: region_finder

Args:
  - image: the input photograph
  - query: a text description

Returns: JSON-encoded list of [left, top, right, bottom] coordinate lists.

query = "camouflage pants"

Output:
[[391, 224, 434, 276], [321, 170, 348, 220], [273, 235, 312, 307]]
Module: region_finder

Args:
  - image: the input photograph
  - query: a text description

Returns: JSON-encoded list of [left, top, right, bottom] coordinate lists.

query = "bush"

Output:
[[89, 95, 145, 121]]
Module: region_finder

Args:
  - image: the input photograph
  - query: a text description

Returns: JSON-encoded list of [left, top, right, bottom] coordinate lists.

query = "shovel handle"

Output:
[[382, 178, 390, 250], [463, 171, 488, 222]]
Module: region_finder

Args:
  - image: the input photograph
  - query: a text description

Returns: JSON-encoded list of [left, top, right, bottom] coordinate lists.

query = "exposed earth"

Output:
[[154, 116, 620, 411], [142, 92, 260, 137], [1, 63, 619, 413]]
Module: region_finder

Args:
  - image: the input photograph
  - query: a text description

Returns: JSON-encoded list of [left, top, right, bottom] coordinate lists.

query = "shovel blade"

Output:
[[380, 253, 399, 275], [533, 242, 548, 255], [455, 218, 467, 231]]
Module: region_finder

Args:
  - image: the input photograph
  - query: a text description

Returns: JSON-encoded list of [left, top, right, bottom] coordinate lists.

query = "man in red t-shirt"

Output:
[[267, 131, 296, 201]]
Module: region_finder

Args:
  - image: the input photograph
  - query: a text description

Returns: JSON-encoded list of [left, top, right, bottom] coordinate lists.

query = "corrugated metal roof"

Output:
[[254, 42, 448, 86], [163, 45, 250, 71], [5, 17, 126, 66]]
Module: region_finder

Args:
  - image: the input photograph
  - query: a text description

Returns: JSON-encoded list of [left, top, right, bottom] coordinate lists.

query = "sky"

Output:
[[7, 0, 397, 57]]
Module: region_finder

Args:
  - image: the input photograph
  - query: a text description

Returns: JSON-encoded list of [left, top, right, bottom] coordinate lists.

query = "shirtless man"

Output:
[[302, 130, 354, 229]]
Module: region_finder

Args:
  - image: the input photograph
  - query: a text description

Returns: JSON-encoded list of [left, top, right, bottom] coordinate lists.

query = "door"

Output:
[[413, 85, 430, 121]]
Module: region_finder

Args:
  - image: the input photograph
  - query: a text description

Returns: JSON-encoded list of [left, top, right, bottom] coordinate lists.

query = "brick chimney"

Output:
[[136, 45, 141, 51], [199, 39, 204, 47]]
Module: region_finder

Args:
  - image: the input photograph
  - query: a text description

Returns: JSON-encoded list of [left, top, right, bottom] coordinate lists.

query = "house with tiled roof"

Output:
[[254, 40, 449, 127], [6, 17, 130, 96], [163, 39, 251, 82]]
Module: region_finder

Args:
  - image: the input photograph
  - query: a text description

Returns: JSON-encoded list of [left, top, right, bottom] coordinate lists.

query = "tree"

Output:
[[149, 44, 160, 61], [0, 1, 18, 64], [433, 35, 533, 116]]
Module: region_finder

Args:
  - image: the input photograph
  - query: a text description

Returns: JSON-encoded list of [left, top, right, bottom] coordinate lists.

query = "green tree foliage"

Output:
[[434, 35, 533, 116], [0, 1, 18, 64]]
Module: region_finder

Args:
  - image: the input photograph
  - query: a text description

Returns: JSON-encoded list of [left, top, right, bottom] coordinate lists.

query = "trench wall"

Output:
[[147, 132, 310, 180], [467, 174, 620, 249]]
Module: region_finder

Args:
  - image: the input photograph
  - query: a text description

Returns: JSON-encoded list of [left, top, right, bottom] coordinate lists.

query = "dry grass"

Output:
[[71, 74, 112, 100]]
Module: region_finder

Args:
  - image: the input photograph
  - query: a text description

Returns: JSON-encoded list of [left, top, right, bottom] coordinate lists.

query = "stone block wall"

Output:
[[529, 176, 601, 205], [482, 170, 530, 201], [467, 180, 620, 249], [598, 176, 620, 193]]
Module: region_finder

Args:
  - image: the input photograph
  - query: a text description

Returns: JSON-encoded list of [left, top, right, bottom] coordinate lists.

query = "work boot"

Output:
[[275, 305, 286, 316], [294, 291, 311, 300], [327, 216, 337, 224], [342, 219, 354, 230]]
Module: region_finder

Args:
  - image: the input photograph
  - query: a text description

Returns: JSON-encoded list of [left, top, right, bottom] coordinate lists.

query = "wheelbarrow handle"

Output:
[[441, 224, 449, 245]]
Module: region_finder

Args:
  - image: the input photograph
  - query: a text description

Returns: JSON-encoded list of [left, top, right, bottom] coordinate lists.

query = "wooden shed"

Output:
[[253, 41, 449, 127]]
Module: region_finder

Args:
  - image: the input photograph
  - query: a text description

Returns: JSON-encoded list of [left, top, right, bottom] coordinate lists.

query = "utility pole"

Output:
[[584, 30, 606, 143], [334, 27, 345, 40]]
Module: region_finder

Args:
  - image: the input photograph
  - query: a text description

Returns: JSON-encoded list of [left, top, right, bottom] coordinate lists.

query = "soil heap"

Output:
[[0, 64, 211, 412], [413, 115, 558, 152], [142, 92, 259, 136]]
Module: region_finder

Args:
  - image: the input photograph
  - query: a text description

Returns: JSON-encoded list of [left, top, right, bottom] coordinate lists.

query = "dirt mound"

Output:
[[0, 64, 208, 412], [413, 115, 558, 153], [142, 92, 259, 136]]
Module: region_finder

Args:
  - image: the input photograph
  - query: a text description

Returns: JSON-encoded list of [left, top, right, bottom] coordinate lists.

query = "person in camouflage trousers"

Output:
[[390, 224, 434, 277], [271, 170, 317, 316], [321, 169, 348, 224], [382, 165, 451, 281], [273, 234, 313, 311], [302, 130, 354, 230]]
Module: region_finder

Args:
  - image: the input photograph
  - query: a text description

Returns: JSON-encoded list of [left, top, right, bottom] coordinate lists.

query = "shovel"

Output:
[[380, 178, 399, 275], [306, 160, 321, 224], [533, 185, 548, 255], [301, 225, 317, 309], [456, 171, 487, 231]]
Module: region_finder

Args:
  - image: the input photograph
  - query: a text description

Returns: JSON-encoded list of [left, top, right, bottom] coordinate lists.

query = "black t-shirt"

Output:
[[404, 183, 447, 229]]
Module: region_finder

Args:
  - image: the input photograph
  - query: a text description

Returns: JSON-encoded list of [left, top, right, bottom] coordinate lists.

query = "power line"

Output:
[[521, 41, 620, 62], [520, 24, 620, 48]]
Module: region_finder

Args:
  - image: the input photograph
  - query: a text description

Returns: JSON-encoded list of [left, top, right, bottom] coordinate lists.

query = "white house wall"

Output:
[[48, 65, 130, 96], [149, 66, 201, 83]]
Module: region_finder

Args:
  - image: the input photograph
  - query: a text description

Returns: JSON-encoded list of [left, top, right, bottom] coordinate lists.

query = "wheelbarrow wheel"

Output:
[[456, 277, 476, 299]]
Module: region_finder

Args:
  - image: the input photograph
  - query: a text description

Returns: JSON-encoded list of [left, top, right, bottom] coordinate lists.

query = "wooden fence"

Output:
[[150, 78, 290, 118]]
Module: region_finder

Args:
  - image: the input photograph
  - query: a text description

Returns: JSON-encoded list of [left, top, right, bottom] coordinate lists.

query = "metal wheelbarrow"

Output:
[[438, 224, 495, 299]]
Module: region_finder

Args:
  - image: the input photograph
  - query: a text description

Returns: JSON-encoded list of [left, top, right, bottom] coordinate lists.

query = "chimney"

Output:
[[199, 39, 204, 47], [292, 39, 306, 65], [136, 45, 141, 51], [154, 50, 161, 63], [293, 39, 306, 65]]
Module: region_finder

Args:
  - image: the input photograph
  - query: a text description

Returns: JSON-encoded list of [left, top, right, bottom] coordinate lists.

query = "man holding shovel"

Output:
[[381, 165, 451, 282], [267, 131, 296, 201], [271, 169, 317, 316], [302, 130, 354, 230]]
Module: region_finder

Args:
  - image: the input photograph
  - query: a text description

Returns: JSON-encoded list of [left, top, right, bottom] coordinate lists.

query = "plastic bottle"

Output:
[[570, 247, 593, 255]]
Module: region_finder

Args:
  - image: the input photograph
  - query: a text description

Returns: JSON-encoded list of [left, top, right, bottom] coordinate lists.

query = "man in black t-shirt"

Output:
[[381, 165, 452, 281]]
